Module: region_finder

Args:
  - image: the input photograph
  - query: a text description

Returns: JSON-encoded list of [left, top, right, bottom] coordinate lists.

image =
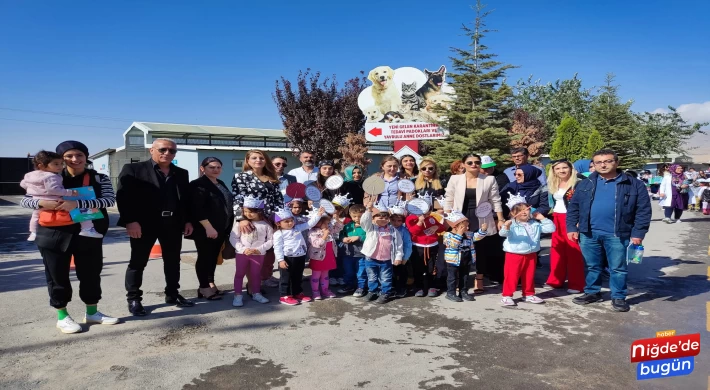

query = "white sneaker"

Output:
[[232, 294, 244, 307], [27, 232, 36, 241], [56, 316, 82, 334], [79, 227, 104, 238], [675, 219, 682, 223], [252, 293, 270, 304], [524, 295, 545, 304], [84, 311, 119, 325], [567, 289, 582, 294], [500, 297, 516, 306]]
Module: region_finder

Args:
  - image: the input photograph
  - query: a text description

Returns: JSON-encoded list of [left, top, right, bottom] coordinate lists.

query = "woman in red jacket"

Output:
[[406, 208, 447, 297]]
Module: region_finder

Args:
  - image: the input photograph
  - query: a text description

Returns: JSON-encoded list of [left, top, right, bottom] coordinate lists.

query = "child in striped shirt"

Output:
[[443, 211, 486, 303]]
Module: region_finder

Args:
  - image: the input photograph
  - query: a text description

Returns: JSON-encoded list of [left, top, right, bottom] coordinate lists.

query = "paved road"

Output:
[[0, 196, 708, 389]]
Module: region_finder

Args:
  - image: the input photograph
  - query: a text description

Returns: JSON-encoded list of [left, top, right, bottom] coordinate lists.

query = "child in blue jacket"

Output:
[[499, 196, 555, 307]]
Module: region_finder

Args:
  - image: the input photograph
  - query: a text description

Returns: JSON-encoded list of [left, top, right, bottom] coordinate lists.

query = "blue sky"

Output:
[[1, 0, 709, 157]]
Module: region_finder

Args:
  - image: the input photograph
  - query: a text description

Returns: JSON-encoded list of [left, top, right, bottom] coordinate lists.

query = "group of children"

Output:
[[229, 189, 556, 307], [691, 178, 710, 215]]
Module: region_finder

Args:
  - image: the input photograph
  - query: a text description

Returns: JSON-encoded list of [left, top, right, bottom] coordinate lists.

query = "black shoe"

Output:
[[395, 288, 407, 298], [460, 292, 475, 301], [611, 298, 630, 312], [165, 294, 195, 307], [446, 293, 463, 302], [573, 293, 603, 305], [375, 294, 390, 304], [366, 292, 378, 301], [128, 300, 147, 316]]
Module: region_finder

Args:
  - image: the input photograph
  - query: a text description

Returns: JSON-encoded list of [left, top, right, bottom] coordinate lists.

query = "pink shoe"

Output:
[[294, 293, 312, 303], [323, 289, 336, 299], [279, 296, 300, 306], [312, 291, 322, 300]]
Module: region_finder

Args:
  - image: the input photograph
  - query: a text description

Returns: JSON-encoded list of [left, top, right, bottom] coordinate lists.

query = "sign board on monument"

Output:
[[358, 65, 454, 142]]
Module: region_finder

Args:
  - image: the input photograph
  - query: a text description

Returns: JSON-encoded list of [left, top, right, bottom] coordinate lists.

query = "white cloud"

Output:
[[651, 101, 710, 126]]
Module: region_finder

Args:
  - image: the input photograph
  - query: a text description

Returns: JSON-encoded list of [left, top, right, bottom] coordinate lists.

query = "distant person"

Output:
[[659, 164, 690, 223], [287, 151, 318, 184], [566, 149, 651, 312], [117, 138, 195, 316], [21, 140, 118, 334], [504, 147, 547, 186]]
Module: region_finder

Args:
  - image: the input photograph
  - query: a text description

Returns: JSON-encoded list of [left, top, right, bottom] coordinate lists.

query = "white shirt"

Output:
[[273, 214, 322, 260], [552, 188, 567, 213], [288, 167, 318, 184]]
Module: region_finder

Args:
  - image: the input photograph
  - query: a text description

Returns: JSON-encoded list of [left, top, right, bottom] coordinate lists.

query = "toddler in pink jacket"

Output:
[[20, 151, 102, 241]]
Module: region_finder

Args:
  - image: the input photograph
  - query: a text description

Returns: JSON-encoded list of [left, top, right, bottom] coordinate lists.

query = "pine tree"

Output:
[[583, 129, 604, 158], [550, 114, 586, 161], [424, 0, 517, 172], [590, 74, 643, 168]]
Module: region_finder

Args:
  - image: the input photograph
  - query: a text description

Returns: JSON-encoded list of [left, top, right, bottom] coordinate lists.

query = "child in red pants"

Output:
[[499, 196, 556, 307]]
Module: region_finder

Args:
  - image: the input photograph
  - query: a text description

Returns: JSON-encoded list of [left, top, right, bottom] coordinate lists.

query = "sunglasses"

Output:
[[465, 161, 482, 166], [158, 148, 177, 155], [421, 167, 435, 172], [273, 163, 288, 167]]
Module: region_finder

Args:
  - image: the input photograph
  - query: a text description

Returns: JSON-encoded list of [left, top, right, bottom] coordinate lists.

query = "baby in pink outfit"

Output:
[[20, 151, 102, 241]]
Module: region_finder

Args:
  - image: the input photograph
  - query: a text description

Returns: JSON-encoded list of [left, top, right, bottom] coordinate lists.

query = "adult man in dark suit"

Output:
[[117, 138, 195, 316]]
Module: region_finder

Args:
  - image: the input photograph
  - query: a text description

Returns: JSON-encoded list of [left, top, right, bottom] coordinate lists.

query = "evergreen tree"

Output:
[[634, 107, 708, 160], [589, 73, 643, 168], [550, 114, 586, 162], [424, 0, 516, 172], [583, 129, 605, 158]]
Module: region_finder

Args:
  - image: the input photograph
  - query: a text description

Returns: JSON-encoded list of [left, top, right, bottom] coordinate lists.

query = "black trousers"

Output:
[[473, 234, 505, 283], [446, 251, 471, 296], [194, 235, 226, 288], [411, 245, 444, 291], [125, 220, 183, 302], [393, 263, 408, 292], [37, 229, 104, 309], [279, 255, 306, 297]]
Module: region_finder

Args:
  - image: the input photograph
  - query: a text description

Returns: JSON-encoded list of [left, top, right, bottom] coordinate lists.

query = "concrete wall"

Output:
[[92, 155, 110, 177], [172, 149, 200, 181]]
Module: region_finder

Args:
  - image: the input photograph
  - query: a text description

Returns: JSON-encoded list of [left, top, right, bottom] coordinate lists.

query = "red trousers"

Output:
[[546, 213, 585, 291], [502, 253, 537, 297]]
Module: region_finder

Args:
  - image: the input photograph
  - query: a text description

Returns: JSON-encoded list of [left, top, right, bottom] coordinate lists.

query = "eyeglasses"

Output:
[[273, 163, 287, 167], [158, 148, 177, 155], [593, 159, 616, 166], [421, 167, 435, 172], [465, 161, 482, 166]]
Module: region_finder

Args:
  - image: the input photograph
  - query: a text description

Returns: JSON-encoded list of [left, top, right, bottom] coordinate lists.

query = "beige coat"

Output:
[[444, 173, 503, 235]]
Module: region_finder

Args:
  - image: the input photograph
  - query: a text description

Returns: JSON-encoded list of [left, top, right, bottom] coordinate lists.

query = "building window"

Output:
[[127, 136, 144, 146], [233, 160, 243, 173]]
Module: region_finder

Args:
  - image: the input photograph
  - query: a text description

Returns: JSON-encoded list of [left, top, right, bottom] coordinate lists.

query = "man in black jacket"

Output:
[[117, 138, 195, 316]]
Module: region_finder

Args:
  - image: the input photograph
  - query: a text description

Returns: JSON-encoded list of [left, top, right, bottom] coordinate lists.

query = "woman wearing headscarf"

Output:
[[659, 164, 690, 223], [573, 159, 592, 178], [21, 141, 118, 333], [341, 165, 365, 205], [501, 165, 550, 218]]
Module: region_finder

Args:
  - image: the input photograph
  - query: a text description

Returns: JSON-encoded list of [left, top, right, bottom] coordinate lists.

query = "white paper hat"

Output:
[[444, 211, 468, 228], [388, 198, 407, 216], [332, 193, 353, 208], [242, 194, 265, 209], [372, 199, 389, 213], [274, 207, 294, 223], [417, 192, 433, 206], [505, 193, 528, 210]]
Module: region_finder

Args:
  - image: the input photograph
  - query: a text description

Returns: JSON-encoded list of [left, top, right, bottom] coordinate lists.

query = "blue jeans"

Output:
[[342, 256, 361, 289], [365, 258, 393, 295], [357, 258, 368, 290], [579, 232, 630, 299]]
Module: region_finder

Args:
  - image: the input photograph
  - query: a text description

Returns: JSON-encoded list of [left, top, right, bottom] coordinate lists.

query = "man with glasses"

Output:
[[566, 149, 651, 312], [272, 155, 297, 196], [504, 147, 547, 186], [287, 151, 318, 184], [117, 138, 195, 316]]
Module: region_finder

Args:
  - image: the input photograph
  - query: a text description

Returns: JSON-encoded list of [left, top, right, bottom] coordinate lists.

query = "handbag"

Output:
[[38, 173, 91, 227], [221, 240, 236, 261]]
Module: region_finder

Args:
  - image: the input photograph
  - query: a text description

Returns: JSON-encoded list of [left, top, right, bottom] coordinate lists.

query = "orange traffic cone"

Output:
[[70, 255, 75, 270], [149, 243, 162, 259]]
